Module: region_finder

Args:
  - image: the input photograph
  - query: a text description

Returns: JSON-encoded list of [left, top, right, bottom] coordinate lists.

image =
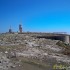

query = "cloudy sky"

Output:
[[0, 0, 70, 33]]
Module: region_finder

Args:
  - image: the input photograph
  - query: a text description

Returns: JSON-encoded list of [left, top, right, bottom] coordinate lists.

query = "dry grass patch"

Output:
[[56, 41, 70, 55]]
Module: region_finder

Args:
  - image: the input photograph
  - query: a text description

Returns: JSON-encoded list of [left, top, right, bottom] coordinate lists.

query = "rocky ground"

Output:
[[0, 33, 70, 70]]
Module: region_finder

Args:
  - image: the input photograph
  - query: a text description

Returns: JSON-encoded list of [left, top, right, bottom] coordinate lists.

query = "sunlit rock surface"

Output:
[[0, 33, 70, 70]]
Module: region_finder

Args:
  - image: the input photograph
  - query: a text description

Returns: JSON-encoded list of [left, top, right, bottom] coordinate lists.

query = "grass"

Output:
[[56, 41, 68, 49], [56, 41, 70, 55], [20, 57, 50, 69]]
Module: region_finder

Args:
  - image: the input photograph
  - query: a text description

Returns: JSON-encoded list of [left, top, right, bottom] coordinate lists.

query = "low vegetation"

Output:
[[20, 57, 49, 69], [56, 41, 70, 55]]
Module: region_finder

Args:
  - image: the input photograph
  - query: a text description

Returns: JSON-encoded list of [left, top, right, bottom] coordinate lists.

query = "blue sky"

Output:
[[0, 0, 70, 33]]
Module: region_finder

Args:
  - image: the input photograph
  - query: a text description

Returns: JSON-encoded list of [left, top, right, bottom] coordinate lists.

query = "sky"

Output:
[[0, 0, 70, 33]]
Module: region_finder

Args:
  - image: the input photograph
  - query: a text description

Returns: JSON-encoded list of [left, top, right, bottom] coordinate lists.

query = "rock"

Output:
[[5, 51, 8, 54], [0, 61, 1, 63], [10, 65, 16, 68], [18, 65, 21, 67]]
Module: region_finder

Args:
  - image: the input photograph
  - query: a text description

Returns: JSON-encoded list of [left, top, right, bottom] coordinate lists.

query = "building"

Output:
[[9, 26, 12, 33], [19, 24, 22, 33]]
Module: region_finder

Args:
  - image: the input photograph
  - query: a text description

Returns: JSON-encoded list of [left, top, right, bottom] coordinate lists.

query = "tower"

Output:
[[19, 24, 22, 33], [9, 26, 12, 33]]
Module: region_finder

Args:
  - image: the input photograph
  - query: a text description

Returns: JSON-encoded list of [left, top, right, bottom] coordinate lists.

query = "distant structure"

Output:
[[19, 24, 22, 33], [65, 35, 70, 44], [9, 26, 12, 33], [53, 32, 67, 34]]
